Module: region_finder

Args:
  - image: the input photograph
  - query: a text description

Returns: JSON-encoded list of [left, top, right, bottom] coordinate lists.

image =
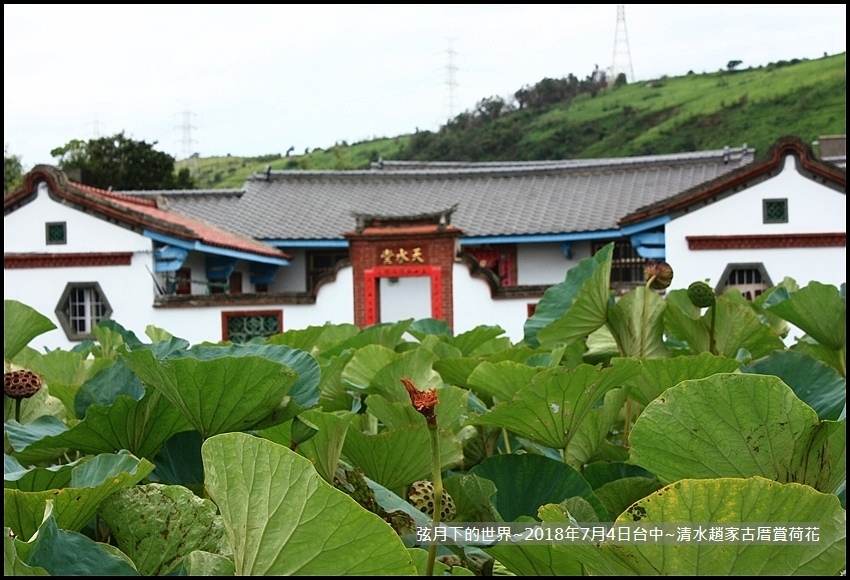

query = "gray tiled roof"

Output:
[[154, 147, 755, 241]]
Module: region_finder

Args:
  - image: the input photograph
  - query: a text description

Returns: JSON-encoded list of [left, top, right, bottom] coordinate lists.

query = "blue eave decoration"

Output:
[[144, 229, 290, 267], [154, 245, 189, 272], [206, 255, 236, 281], [621, 215, 670, 259], [250, 263, 278, 284]]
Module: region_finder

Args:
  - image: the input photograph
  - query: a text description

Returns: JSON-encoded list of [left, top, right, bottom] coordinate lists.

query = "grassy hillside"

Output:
[[181, 53, 845, 189]]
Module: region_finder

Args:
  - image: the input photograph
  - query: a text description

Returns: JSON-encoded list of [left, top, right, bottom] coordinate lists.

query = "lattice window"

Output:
[[55, 282, 112, 340], [221, 310, 282, 343], [307, 250, 349, 292], [46, 222, 67, 245], [465, 244, 517, 287], [593, 239, 646, 285], [763, 199, 788, 224]]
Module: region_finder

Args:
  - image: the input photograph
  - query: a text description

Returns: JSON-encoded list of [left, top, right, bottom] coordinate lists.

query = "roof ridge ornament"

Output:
[[350, 204, 459, 233]]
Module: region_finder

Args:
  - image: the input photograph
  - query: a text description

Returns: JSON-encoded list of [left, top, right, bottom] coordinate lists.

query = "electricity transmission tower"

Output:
[[176, 109, 197, 174], [610, 5, 635, 86], [444, 38, 459, 121]]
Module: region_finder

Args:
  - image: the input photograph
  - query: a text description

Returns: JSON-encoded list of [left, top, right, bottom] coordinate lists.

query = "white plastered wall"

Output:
[[665, 155, 846, 292]]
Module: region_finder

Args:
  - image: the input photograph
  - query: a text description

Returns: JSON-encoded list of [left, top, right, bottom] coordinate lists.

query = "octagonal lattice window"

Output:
[[55, 282, 112, 340]]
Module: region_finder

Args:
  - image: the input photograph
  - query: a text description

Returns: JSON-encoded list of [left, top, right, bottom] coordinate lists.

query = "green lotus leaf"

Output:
[[581, 461, 655, 489], [742, 350, 845, 420], [365, 394, 424, 430], [483, 512, 584, 577], [790, 338, 846, 377], [565, 387, 627, 467], [442, 473, 501, 523], [527, 243, 613, 349], [325, 320, 412, 358], [179, 550, 235, 576], [406, 547, 452, 575], [407, 318, 453, 341], [4, 529, 49, 576], [98, 483, 226, 576], [10, 348, 108, 387], [11, 502, 138, 576], [583, 324, 621, 365], [486, 540, 583, 576], [630, 373, 846, 492], [122, 348, 298, 438], [450, 326, 511, 357], [764, 281, 845, 350], [412, 333, 464, 360], [593, 476, 665, 521], [605, 286, 669, 358], [317, 350, 357, 412], [73, 357, 144, 419], [466, 361, 539, 403], [261, 410, 353, 484], [468, 361, 640, 450], [193, 343, 322, 427], [4, 454, 87, 492], [202, 432, 417, 575], [543, 496, 602, 523], [469, 454, 607, 522], [4, 301, 56, 361], [7, 390, 192, 460], [267, 322, 360, 358], [4, 416, 68, 465], [5, 451, 154, 541], [341, 344, 399, 391], [342, 425, 462, 491], [432, 357, 481, 388], [622, 352, 741, 406], [551, 477, 846, 576], [372, 349, 443, 402], [664, 291, 785, 359], [149, 430, 204, 489], [3, 382, 66, 425]]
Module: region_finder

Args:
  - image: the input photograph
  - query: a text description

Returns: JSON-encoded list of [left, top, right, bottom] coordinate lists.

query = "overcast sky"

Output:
[[4, 4, 846, 168]]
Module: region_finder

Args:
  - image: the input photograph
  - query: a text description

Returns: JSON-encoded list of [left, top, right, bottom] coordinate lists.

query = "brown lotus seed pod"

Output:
[[408, 479, 456, 521], [644, 260, 674, 290], [4, 370, 43, 400]]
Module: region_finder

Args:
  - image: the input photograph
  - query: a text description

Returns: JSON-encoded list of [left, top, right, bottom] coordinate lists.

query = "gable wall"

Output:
[[5, 182, 150, 254], [665, 155, 846, 290]]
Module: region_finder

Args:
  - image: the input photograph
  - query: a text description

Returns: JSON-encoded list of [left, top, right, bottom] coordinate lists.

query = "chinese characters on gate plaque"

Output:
[[381, 247, 424, 265]]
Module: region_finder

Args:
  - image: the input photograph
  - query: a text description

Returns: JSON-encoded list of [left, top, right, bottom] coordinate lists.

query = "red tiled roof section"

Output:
[[7, 166, 290, 261]]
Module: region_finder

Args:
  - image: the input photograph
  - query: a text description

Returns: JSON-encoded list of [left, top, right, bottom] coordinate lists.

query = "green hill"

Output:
[[181, 53, 846, 189]]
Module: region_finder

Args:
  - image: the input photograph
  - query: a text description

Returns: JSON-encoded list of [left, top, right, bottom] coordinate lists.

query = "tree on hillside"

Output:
[[50, 132, 195, 190], [4, 147, 23, 193]]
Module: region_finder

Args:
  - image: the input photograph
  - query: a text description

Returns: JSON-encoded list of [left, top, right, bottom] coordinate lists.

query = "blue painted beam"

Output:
[[145, 230, 290, 266]]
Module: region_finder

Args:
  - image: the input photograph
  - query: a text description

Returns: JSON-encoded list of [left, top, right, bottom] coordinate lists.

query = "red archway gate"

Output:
[[345, 208, 462, 329]]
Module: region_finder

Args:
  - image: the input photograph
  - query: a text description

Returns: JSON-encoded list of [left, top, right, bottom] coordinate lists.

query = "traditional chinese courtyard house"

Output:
[[4, 137, 845, 350]]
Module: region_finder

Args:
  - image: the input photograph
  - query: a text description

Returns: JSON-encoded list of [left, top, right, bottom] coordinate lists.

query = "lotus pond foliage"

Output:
[[3, 243, 846, 575]]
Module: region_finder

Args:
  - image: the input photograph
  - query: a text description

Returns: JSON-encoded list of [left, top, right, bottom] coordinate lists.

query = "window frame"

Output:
[[306, 250, 349, 293], [221, 309, 283, 343], [55, 281, 112, 341], [592, 238, 647, 290], [464, 244, 518, 287], [45, 222, 67, 245], [762, 198, 788, 224], [715, 263, 773, 301]]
